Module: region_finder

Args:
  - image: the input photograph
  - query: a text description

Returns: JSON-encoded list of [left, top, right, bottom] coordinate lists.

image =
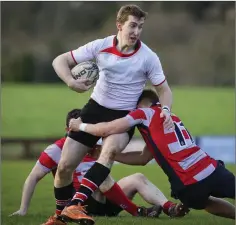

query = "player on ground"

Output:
[[52, 4, 174, 225], [10, 109, 185, 225], [70, 90, 235, 220]]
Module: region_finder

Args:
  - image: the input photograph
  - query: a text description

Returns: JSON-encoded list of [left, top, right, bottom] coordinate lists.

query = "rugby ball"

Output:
[[71, 61, 99, 84]]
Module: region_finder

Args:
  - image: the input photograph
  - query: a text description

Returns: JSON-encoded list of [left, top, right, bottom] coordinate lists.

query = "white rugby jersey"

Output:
[[71, 35, 166, 110]]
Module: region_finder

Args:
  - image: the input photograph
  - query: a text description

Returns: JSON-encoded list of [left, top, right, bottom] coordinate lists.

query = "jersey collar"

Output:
[[112, 36, 141, 57]]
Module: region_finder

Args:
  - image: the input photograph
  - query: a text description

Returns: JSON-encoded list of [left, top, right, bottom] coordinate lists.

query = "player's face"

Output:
[[117, 15, 145, 47]]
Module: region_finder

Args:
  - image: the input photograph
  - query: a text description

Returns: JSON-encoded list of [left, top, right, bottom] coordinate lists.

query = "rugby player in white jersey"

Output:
[[52, 5, 174, 224]]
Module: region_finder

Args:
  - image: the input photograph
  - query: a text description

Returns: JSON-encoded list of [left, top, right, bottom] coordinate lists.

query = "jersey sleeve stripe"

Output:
[[70, 51, 78, 64], [152, 78, 166, 86], [44, 144, 62, 163], [36, 160, 52, 173], [39, 151, 58, 170]]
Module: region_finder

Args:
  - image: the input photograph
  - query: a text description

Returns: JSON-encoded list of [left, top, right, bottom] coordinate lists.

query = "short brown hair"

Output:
[[117, 5, 148, 24], [137, 89, 159, 105]]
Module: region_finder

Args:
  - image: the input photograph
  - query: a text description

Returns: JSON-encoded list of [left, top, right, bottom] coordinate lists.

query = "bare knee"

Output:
[[124, 173, 147, 190], [117, 174, 142, 199], [98, 134, 129, 167], [57, 160, 75, 178], [102, 134, 129, 156], [131, 173, 147, 184]]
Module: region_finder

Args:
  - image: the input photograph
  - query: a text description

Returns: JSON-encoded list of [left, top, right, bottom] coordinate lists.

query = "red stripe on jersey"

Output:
[[70, 51, 78, 64], [178, 156, 216, 185], [141, 129, 211, 187], [171, 146, 200, 161], [39, 152, 57, 170], [187, 156, 213, 174], [172, 115, 181, 123], [100, 36, 141, 57], [164, 132, 179, 144], [137, 106, 217, 187], [54, 137, 66, 149], [129, 109, 147, 121], [153, 78, 166, 86], [82, 155, 97, 162]]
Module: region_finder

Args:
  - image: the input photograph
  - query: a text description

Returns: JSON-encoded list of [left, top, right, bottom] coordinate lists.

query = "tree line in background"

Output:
[[2, 1, 235, 86]]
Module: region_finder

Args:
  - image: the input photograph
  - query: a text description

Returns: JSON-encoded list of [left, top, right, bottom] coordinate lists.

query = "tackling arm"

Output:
[[114, 145, 153, 166], [70, 117, 133, 137]]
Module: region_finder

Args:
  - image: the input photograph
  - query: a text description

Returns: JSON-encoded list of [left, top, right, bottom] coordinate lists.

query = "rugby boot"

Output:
[[61, 204, 94, 225], [137, 205, 162, 217], [41, 214, 66, 225], [165, 202, 190, 218]]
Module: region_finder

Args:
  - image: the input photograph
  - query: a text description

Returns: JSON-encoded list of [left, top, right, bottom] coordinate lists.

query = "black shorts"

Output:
[[84, 196, 123, 217], [173, 162, 235, 210], [69, 98, 135, 148]]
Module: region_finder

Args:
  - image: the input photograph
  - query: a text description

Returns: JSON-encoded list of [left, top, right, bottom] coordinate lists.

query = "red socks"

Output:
[[104, 182, 138, 216]]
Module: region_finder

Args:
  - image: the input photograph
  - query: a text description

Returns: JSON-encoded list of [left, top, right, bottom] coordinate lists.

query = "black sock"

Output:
[[84, 162, 111, 185], [70, 162, 110, 206], [54, 183, 73, 214]]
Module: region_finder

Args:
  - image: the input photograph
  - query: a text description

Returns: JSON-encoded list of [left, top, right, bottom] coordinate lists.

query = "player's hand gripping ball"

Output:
[[71, 61, 99, 85]]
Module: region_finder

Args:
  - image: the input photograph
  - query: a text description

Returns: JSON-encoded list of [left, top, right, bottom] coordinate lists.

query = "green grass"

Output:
[[2, 83, 235, 137], [2, 161, 235, 225]]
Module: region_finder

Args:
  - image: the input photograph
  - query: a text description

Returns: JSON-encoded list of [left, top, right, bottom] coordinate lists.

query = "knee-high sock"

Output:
[[70, 162, 110, 206], [103, 182, 138, 216], [54, 183, 73, 215]]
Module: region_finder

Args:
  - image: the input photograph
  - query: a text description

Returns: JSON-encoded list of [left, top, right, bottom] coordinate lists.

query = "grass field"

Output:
[[2, 161, 235, 225], [2, 83, 235, 137]]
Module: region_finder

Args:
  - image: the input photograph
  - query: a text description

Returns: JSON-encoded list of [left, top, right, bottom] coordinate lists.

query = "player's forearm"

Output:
[[115, 151, 148, 165], [84, 123, 113, 137], [80, 118, 131, 137], [19, 175, 39, 213], [52, 54, 74, 87], [155, 83, 172, 110]]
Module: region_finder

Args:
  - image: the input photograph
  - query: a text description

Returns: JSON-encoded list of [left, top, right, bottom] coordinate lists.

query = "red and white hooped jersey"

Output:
[[36, 137, 98, 190], [126, 105, 217, 191], [71, 35, 166, 110]]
